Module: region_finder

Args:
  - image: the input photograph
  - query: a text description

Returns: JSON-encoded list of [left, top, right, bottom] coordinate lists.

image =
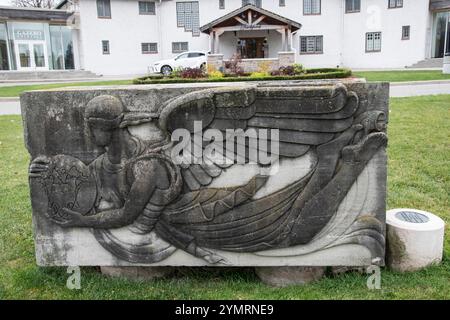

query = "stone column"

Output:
[[207, 54, 224, 72], [278, 51, 295, 67]]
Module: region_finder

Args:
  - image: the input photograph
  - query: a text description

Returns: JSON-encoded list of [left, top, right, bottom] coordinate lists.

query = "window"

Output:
[[176, 53, 189, 60], [242, 0, 262, 7], [345, 0, 360, 13], [279, 0, 285, 6], [402, 25, 410, 40], [300, 36, 323, 54], [366, 32, 381, 52], [303, 0, 321, 15], [176, 2, 200, 36], [142, 42, 158, 54], [102, 40, 110, 54], [172, 42, 189, 53], [188, 52, 205, 58], [388, 0, 403, 8], [139, 1, 155, 15], [219, 0, 225, 9], [97, 0, 111, 18]]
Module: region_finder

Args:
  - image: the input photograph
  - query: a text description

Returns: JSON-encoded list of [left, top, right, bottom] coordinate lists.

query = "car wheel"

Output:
[[161, 65, 172, 76], [200, 63, 206, 71]]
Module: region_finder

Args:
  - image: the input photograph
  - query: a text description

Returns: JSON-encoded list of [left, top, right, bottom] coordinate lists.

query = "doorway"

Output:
[[14, 41, 48, 70], [432, 12, 449, 58], [238, 38, 266, 59]]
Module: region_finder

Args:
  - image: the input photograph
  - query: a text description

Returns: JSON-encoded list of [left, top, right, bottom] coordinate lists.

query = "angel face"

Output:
[[90, 126, 114, 147]]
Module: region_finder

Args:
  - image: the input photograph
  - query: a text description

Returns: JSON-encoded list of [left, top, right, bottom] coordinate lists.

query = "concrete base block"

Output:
[[386, 208, 445, 272], [100, 266, 175, 281], [255, 266, 326, 287], [443, 56, 450, 74]]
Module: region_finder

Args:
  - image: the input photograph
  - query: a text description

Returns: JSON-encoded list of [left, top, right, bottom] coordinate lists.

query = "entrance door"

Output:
[[238, 38, 266, 59], [15, 41, 48, 70]]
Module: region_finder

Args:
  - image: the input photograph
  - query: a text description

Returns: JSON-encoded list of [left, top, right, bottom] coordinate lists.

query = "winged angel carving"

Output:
[[30, 84, 387, 264]]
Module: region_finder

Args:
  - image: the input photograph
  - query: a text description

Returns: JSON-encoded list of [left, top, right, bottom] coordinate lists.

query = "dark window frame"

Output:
[[345, 0, 361, 13], [303, 0, 321, 16], [102, 40, 110, 55], [366, 32, 382, 53], [97, 0, 111, 19], [141, 42, 158, 54], [300, 35, 323, 54], [242, 0, 262, 7], [279, 0, 285, 6], [138, 1, 156, 15], [388, 0, 403, 9], [219, 0, 225, 9], [172, 42, 189, 53], [402, 25, 410, 40]]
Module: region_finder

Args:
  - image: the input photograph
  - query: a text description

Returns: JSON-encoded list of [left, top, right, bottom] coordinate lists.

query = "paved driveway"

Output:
[[0, 98, 21, 115], [390, 81, 450, 97], [1, 81, 450, 115]]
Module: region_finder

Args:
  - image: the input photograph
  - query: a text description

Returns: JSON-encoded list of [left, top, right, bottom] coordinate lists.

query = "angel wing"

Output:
[[158, 83, 359, 192]]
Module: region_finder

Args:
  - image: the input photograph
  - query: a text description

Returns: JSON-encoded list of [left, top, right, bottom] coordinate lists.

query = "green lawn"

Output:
[[0, 80, 133, 98], [0, 95, 449, 299], [353, 70, 450, 82]]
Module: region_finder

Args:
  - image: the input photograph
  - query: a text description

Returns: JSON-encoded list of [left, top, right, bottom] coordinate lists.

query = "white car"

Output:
[[151, 51, 207, 75]]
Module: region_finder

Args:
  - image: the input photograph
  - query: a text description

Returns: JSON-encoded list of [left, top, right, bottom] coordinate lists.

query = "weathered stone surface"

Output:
[[386, 208, 445, 272], [255, 267, 326, 287], [101, 266, 174, 281], [22, 79, 389, 268]]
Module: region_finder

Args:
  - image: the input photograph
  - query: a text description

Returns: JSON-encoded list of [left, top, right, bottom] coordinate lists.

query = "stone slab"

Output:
[[21, 79, 389, 267]]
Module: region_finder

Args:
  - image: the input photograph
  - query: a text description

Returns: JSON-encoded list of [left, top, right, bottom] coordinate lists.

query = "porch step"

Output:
[[0, 70, 100, 82], [407, 58, 443, 69]]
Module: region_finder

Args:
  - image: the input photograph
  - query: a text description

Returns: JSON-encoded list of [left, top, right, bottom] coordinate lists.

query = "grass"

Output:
[[0, 95, 449, 299], [0, 80, 133, 98], [353, 70, 450, 82]]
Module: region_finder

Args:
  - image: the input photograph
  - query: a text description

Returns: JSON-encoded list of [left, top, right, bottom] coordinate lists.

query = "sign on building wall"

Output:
[[14, 29, 44, 41]]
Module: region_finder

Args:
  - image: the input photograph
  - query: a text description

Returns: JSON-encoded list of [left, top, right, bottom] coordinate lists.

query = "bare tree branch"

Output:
[[11, 0, 56, 9]]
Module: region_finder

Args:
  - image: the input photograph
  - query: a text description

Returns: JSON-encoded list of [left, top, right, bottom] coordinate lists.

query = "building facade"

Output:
[[0, 6, 77, 72], [1, 0, 450, 75]]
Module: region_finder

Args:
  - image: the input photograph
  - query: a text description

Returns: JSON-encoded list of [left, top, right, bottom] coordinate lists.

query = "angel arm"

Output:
[[57, 159, 160, 229]]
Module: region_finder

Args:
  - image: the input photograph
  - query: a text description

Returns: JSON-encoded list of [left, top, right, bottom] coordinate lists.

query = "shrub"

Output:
[[208, 70, 224, 79], [279, 66, 296, 76], [207, 63, 217, 74], [224, 53, 243, 76], [133, 68, 352, 84], [256, 61, 272, 76], [292, 63, 305, 74], [270, 70, 282, 76], [171, 67, 183, 78], [250, 72, 268, 78], [271, 64, 304, 76], [180, 67, 206, 79]]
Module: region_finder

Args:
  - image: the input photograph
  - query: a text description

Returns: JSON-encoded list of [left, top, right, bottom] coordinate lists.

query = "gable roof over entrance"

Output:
[[200, 4, 302, 34]]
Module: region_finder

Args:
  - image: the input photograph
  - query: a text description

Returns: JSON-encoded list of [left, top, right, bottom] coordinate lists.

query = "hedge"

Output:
[[132, 68, 352, 85]]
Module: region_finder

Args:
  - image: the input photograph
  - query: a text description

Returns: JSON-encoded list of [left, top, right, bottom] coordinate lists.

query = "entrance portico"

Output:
[[200, 4, 301, 72]]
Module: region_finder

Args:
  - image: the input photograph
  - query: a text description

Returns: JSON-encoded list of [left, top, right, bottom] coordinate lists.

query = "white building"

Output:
[[1, 0, 449, 76]]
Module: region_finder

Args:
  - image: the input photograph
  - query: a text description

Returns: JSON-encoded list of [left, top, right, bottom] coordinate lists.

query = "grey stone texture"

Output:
[[22, 79, 389, 268]]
